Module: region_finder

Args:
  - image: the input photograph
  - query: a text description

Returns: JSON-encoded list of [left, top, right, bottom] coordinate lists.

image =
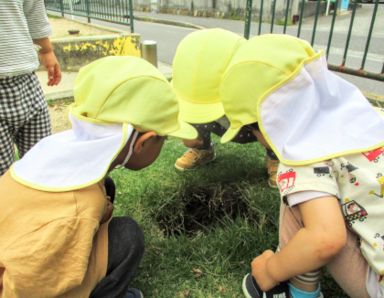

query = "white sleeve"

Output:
[[287, 190, 333, 207], [366, 266, 384, 298]]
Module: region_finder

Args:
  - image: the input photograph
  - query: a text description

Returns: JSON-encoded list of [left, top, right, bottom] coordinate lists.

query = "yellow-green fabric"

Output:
[[11, 56, 197, 192], [0, 171, 109, 297], [220, 34, 384, 166], [72, 56, 197, 139], [172, 29, 245, 124], [220, 34, 317, 143]]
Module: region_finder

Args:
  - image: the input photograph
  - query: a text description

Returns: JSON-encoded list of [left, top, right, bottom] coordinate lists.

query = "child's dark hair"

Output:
[[247, 122, 260, 131]]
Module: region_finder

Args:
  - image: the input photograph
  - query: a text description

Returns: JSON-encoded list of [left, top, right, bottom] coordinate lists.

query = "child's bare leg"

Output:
[[181, 123, 212, 149], [279, 202, 370, 298], [289, 271, 321, 292], [326, 231, 369, 298], [182, 137, 205, 149], [279, 203, 321, 292]]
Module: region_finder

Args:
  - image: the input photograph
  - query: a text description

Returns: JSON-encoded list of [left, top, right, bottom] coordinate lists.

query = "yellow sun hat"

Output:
[[220, 34, 318, 144], [172, 28, 245, 124], [220, 34, 384, 166], [11, 56, 197, 192], [71, 55, 197, 140]]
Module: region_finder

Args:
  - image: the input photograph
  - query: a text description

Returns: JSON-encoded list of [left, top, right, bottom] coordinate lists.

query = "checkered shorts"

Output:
[[0, 73, 51, 175]]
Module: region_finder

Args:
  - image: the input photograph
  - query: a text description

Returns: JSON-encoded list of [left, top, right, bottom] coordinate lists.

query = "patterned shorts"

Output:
[[192, 115, 257, 148], [192, 115, 277, 158], [0, 73, 51, 175]]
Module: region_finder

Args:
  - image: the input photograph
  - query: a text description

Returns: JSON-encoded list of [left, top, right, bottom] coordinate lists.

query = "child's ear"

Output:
[[133, 131, 158, 153]]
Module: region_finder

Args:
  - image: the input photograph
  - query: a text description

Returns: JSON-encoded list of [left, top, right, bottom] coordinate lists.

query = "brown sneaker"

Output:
[[175, 148, 216, 171], [265, 156, 279, 188]]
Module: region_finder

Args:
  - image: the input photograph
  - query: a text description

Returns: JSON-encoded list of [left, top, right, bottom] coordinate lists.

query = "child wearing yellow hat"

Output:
[[0, 56, 197, 298], [172, 28, 279, 188], [220, 34, 384, 298]]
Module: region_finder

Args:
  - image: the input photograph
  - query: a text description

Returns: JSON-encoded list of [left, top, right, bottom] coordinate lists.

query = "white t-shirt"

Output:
[[278, 147, 384, 297]]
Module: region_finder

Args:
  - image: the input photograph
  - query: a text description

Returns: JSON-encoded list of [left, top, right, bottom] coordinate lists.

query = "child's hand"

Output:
[[39, 50, 62, 86], [251, 250, 278, 291]]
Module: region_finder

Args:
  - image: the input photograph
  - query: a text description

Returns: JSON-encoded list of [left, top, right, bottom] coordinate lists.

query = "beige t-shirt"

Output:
[[0, 171, 109, 298]]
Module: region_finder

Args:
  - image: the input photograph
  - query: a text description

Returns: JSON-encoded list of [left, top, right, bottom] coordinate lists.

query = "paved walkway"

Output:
[[43, 7, 383, 100], [134, 5, 384, 36]]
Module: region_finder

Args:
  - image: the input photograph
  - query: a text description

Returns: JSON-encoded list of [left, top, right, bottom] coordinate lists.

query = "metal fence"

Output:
[[44, 0, 134, 32], [45, 0, 383, 83], [244, 0, 383, 82]]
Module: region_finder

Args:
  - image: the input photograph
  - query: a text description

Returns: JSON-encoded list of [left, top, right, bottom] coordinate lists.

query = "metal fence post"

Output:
[[244, 0, 253, 39], [59, 0, 64, 16], [141, 40, 158, 67], [86, 0, 91, 23], [128, 0, 134, 32]]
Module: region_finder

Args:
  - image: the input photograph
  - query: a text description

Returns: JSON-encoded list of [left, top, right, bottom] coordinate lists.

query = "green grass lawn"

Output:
[[110, 136, 347, 298]]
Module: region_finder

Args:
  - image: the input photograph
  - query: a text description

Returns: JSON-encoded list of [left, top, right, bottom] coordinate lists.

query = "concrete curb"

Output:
[[134, 15, 205, 30]]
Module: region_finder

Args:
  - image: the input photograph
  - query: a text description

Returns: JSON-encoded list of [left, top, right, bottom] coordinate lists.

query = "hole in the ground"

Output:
[[154, 183, 252, 237]]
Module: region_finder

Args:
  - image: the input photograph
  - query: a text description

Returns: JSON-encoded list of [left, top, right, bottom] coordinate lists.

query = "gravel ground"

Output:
[[48, 101, 72, 133], [49, 17, 117, 38]]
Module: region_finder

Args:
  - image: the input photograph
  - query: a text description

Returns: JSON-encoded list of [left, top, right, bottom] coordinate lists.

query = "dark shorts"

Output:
[[192, 116, 277, 159], [193, 115, 257, 148]]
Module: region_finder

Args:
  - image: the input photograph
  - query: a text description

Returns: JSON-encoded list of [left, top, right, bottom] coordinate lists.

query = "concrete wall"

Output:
[[52, 33, 141, 71]]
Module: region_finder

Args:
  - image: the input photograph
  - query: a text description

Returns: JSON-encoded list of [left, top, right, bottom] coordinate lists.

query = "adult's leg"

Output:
[[14, 73, 51, 157], [0, 121, 15, 175], [90, 217, 145, 298], [0, 75, 30, 175]]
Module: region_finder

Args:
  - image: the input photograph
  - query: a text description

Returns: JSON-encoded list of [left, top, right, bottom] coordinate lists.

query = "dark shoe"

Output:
[[123, 288, 143, 298], [242, 273, 289, 298]]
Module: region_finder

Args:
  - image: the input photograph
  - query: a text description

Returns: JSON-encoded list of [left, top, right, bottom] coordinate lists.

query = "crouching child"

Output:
[[220, 34, 384, 298], [0, 56, 197, 298]]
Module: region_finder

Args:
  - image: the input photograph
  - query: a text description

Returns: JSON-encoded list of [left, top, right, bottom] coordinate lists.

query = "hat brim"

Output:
[[11, 118, 131, 191], [221, 126, 241, 143], [178, 98, 225, 124], [168, 120, 198, 140]]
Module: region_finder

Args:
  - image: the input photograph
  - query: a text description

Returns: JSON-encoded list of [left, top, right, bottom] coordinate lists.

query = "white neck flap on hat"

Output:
[[11, 115, 132, 192], [260, 55, 384, 166]]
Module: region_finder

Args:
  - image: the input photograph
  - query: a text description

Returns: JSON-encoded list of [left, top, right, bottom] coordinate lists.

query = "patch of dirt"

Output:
[[48, 101, 72, 133], [154, 183, 251, 237], [50, 17, 117, 38]]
